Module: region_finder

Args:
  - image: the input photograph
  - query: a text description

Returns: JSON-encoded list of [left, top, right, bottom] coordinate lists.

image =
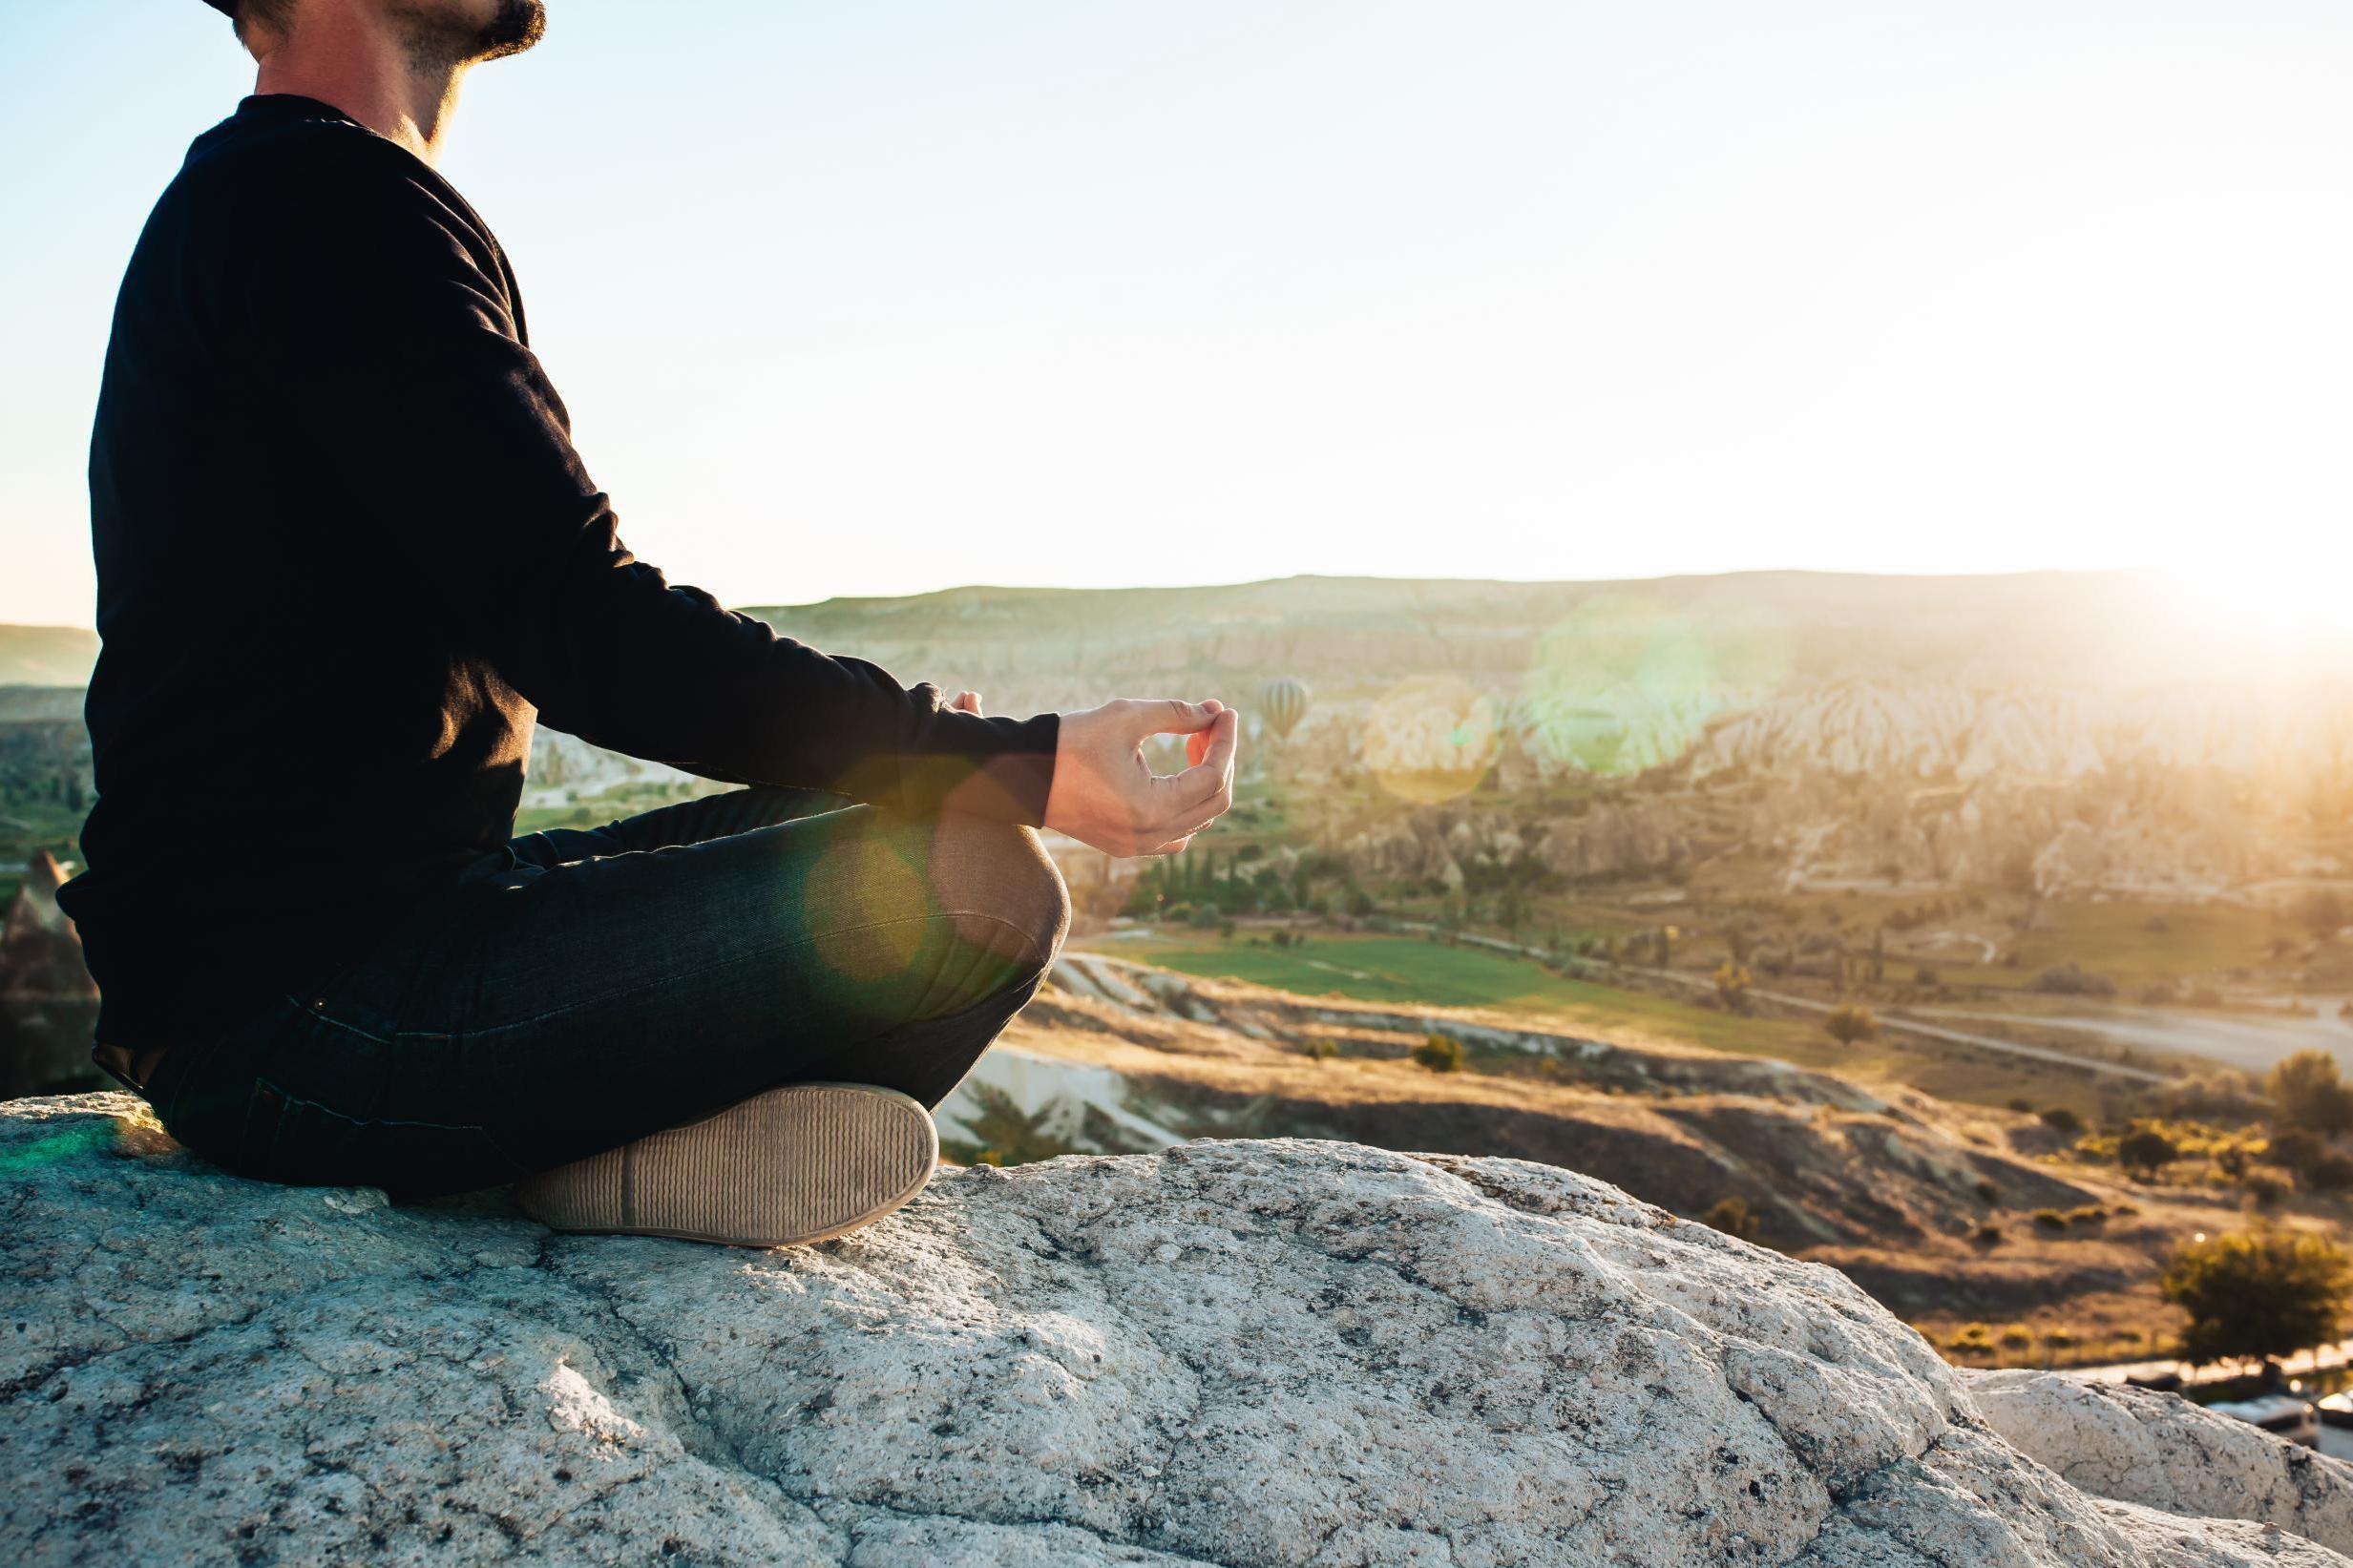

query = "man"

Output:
[[65, 0, 1236, 1247]]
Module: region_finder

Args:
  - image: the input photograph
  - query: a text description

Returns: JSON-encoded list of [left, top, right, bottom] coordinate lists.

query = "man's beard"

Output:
[[473, 0, 547, 62], [396, 0, 548, 70]]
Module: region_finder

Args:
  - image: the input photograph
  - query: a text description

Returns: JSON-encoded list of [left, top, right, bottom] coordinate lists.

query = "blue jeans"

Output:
[[140, 787, 1071, 1199]]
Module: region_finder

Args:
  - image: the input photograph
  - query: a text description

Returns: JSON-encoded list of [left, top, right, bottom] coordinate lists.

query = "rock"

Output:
[[4, 1093, 2347, 1567], [1970, 1369, 2353, 1556]]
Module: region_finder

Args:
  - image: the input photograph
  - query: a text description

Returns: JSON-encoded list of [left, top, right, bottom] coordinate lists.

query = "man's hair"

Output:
[[232, 0, 298, 48]]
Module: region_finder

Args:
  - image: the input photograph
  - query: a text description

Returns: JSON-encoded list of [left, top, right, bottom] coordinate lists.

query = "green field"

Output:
[[1109, 930, 1850, 1058], [1092, 927, 2125, 1116]]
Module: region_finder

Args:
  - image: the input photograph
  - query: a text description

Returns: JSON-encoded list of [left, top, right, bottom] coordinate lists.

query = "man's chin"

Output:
[[477, 0, 548, 62]]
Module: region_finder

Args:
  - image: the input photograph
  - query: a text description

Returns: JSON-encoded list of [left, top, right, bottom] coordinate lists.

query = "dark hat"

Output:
[[200, 0, 236, 14]]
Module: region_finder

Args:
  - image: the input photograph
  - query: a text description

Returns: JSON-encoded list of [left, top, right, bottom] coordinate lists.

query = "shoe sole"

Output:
[[514, 1081, 938, 1248]]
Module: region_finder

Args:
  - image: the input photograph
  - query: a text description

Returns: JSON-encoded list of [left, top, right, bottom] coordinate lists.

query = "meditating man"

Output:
[[64, 0, 1236, 1246]]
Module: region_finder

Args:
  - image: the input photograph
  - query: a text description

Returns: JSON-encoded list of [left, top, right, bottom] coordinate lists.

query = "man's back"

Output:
[[73, 94, 539, 1042]]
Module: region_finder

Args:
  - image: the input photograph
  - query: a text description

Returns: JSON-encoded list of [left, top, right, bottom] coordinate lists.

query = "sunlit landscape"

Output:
[[11, 2, 2353, 1557]]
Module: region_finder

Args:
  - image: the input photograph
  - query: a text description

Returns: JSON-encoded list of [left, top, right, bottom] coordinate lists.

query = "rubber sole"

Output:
[[514, 1081, 939, 1248]]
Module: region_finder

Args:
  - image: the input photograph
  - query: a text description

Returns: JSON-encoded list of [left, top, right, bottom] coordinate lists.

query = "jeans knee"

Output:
[[929, 815, 1071, 977]]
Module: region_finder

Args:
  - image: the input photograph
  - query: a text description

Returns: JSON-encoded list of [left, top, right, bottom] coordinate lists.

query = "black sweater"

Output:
[[63, 94, 1060, 1048]]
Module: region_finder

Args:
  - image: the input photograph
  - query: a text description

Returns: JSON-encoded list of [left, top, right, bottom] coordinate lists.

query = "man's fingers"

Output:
[[1169, 708, 1239, 802], [1123, 697, 1222, 739], [1161, 794, 1229, 845]]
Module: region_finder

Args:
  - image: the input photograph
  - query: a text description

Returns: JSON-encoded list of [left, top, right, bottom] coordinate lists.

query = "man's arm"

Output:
[[237, 135, 1055, 822]]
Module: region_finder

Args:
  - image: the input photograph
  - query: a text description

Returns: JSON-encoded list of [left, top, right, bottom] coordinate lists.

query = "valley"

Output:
[[6, 570, 2350, 1374]]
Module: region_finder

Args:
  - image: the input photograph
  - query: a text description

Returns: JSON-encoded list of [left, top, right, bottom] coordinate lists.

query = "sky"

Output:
[[4, 0, 2350, 630]]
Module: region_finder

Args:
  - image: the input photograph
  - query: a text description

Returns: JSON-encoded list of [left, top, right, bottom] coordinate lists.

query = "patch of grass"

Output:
[[1095, 929, 2126, 1114], [1967, 901, 2281, 993]]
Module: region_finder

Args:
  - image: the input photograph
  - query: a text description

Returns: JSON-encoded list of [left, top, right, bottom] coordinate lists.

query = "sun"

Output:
[[2153, 554, 2353, 648]]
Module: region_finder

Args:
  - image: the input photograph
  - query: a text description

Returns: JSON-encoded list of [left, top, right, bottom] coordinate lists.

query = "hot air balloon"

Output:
[[1257, 677, 1312, 742]]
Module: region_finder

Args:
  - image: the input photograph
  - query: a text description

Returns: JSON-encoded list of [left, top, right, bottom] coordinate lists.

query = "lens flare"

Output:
[[1364, 676, 1505, 804], [1518, 595, 1788, 776], [812, 832, 930, 983]]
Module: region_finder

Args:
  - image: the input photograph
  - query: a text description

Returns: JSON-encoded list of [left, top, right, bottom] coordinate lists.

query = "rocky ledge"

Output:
[[4, 1093, 2350, 1567]]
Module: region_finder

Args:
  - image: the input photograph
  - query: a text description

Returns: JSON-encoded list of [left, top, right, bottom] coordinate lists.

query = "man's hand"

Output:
[[1042, 698, 1238, 857]]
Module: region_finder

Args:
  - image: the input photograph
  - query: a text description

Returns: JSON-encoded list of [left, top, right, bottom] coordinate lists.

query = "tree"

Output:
[[1499, 885, 1526, 943], [1702, 1197, 1760, 1242], [2266, 1051, 2353, 1139], [2310, 1151, 2353, 1193], [2160, 1227, 2353, 1367], [2038, 1106, 2085, 1138], [2270, 1127, 2325, 1178], [1712, 963, 1753, 1014], [1824, 1004, 1877, 1046], [1412, 1035, 1464, 1073], [2116, 1124, 2178, 1181]]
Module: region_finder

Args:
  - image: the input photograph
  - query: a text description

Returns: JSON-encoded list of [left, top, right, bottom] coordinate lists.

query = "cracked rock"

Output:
[[2, 1093, 2346, 1566]]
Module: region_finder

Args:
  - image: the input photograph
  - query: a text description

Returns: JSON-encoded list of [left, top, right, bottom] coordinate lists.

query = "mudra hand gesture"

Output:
[[954, 690, 1238, 858]]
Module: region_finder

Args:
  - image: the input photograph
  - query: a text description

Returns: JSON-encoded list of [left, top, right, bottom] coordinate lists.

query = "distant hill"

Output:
[[739, 569, 2304, 717], [8, 572, 2348, 902], [0, 568, 2291, 703], [0, 626, 96, 689]]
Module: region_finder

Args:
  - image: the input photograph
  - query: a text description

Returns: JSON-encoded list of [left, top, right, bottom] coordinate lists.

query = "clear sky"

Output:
[[4, 1, 2349, 629]]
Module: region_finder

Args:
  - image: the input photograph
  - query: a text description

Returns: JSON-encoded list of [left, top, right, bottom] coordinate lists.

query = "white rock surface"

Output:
[[4, 1093, 2348, 1567], [937, 1040, 1188, 1157], [1971, 1368, 2353, 1556]]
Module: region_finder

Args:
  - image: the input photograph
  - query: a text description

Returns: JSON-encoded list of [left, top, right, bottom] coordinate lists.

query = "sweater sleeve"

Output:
[[230, 133, 1058, 824]]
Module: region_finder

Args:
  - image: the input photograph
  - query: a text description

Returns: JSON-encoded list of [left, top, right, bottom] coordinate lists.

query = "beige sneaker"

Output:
[[515, 1081, 939, 1248]]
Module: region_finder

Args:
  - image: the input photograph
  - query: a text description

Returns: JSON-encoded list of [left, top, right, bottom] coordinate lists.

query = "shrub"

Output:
[[2064, 1204, 2108, 1226], [2267, 1128, 2324, 1178], [2149, 1072, 2272, 1127], [1947, 1322, 1996, 1357], [2310, 1151, 2353, 1193], [1412, 1035, 1465, 1074], [1913, 965, 1940, 987], [2043, 1325, 2078, 1351], [1702, 1197, 1761, 1242], [2267, 1051, 2353, 1139], [1973, 1222, 2005, 1247], [2006, 1098, 2034, 1115], [1972, 1178, 2002, 1203], [1712, 962, 1753, 1014], [1998, 1323, 2033, 1349], [2117, 1124, 2179, 1181], [2161, 1227, 2353, 1366], [1303, 1037, 1341, 1061], [2031, 962, 2117, 997], [2244, 1170, 2291, 1209], [2030, 1209, 2069, 1233], [1824, 1004, 1878, 1046], [2038, 1106, 2085, 1137]]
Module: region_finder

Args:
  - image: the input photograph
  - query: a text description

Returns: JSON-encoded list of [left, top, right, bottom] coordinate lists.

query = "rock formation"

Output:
[[0, 851, 101, 1098], [5, 1092, 2347, 1566], [1969, 1369, 2353, 1558]]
